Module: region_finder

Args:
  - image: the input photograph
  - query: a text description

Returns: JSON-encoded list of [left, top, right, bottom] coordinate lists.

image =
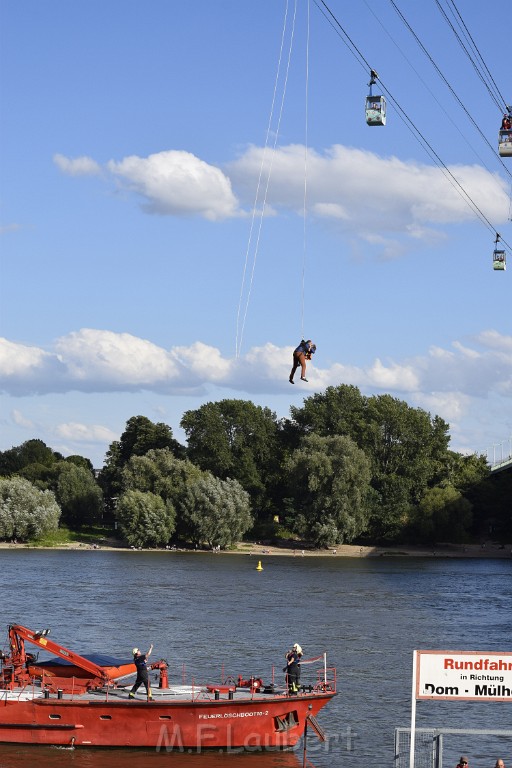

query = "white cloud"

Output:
[[0, 338, 50, 376], [365, 358, 420, 390], [0, 337, 66, 394], [227, 143, 510, 249], [54, 329, 182, 390], [452, 341, 480, 359], [475, 329, 512, 354], [312, 202, 349, 220], [1, 329, 511, 459], [428, 345, 454, 360], [55, 144, 510, 247], [11, 409, 34, 429], [54, 153, 101, 176], [240, 343, 295, 388], [55, 422, 118, 443], [412, 391, 471, 424], [173, 341, 233, 381], [0, 223, 21, 235], [1, 328, 511, 406], [106, 150, 240, 220]]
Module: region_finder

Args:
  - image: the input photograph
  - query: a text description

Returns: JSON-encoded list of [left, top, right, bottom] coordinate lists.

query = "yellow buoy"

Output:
[[256, 560, 263, 571]]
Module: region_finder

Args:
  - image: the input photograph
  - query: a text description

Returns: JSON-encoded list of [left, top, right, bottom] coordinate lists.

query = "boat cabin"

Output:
[[493, 248, 506, 270], [498, 129, 512, 157], [365, 95, 386, 126]]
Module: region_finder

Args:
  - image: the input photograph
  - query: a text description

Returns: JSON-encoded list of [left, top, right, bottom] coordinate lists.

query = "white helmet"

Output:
[[132, 647, 139, 655]]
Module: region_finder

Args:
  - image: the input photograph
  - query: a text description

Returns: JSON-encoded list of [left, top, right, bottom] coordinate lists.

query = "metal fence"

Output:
[[394, 728, 512, 768], [394, 728, 440, 768]]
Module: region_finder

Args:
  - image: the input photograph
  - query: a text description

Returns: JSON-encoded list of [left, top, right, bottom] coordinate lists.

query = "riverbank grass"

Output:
[[27, 525, 112, 548]]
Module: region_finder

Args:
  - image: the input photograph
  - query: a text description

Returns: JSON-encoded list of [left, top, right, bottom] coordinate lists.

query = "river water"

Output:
[[0, 550, 511, 768]]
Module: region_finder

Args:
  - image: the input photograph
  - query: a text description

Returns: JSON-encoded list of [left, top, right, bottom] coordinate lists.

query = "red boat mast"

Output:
[[1, 624, 169, 694]]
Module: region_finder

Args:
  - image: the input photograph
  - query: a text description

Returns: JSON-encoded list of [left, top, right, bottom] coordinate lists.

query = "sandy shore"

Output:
[[223, 542, 512, 558], [0, 540, 511, 558]]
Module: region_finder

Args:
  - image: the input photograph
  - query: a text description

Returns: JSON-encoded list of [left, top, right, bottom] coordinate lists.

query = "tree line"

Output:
[[0, 385, 510, 548]]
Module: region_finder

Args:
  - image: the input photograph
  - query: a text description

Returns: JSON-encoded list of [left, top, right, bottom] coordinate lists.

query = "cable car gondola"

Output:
[[498, 129, 512, 157], [365, 69, 386, 126], [493, 234, 506, 271], [498, 109, 512, 157]]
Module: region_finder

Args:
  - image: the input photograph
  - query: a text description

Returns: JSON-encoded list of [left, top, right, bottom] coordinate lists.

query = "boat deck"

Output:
[[1, 683, 325, 704]]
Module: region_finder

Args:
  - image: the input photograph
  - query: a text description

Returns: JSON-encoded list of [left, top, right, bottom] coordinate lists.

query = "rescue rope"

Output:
[[299, 654, 325, 665], [301, 0, 311, 342], [235, 0, 299, 358]]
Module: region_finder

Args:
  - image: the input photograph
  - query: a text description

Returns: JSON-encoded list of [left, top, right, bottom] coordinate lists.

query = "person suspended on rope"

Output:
[[289, 339, 316, 384]]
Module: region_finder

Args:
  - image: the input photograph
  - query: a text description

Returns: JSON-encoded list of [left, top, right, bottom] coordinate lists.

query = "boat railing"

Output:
[[7, 656, 337, 703], [314, 665, 336, 694], [0, 689, 42, 702], [0, 676, 45, 701]]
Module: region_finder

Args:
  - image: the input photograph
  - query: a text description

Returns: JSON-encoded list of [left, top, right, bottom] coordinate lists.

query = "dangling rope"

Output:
[[235, 0, 299, 358], [301, 0, 311, 342], [235, 0, 290, 358]]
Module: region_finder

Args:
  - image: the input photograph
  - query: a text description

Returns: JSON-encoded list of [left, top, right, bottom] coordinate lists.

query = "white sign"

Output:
[[416, 650, 512, 702]]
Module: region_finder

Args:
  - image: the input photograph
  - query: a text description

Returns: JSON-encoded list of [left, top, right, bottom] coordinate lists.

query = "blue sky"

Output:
[[1, 0, 511, 468]]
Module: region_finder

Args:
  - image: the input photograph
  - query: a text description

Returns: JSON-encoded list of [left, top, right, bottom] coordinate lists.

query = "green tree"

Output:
[[98, 440, 124, 514], [64, 455, 95, 473], [122, 449, 201, 503], [117, 416, 185, 464], [181, 400, 280, 512], [180, 474, 252, 548], [17, 462, 56, 490], [285, 433, 372, 546], [443, 451, 489, 492], [0, 439, 62, 476], [122, 449, 203, 541], [290, 385, 367, 441], [412, 484, 473, 543], [363, 396, 450, 540], [0, 476, 61, 541], [116, 489, 175, 547], [474, 469, 512, 540], [452, 454, 510, 540], [290, 386, 451, 542], [98, 416, 185, 513], [55, 463, 104, 528]]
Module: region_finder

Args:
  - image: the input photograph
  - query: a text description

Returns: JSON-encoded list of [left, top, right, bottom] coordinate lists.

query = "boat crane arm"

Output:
[[8, 624, 110, 682]]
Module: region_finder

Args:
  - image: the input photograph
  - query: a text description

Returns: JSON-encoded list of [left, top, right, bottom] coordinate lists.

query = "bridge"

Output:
[[484, 437, 512, 473]]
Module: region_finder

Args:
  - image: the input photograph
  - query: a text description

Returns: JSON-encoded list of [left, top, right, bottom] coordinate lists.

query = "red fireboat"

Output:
[[0, 624, 336, 751]]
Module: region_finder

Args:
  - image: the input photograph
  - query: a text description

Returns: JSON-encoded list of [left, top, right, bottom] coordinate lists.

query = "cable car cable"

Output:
[[389, 0, 512, 184], [364, 0, 511, 183], [387, 83, 507, 242], [313, 0, 370, 77], [445, 0, 506, 107], [436, 1, 503, 112], [313, 0, 511, 254], [434, 0, 512, 165], [436, 0, 509, 115], [391, 0, 512, 208]]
